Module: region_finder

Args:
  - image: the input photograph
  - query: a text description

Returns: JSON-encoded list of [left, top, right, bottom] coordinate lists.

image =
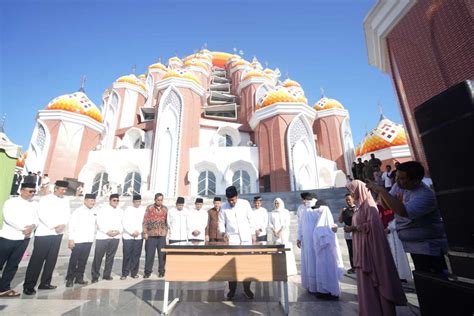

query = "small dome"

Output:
[[46, 92, 103, 123], [148, 62, 167, 71], [161, 69, 201, 85], [138, 74, 146, 79], [184, 58, 208, 71], [357, 117, 408, 156], [242, 69, 266, 81], [282, 78, 301, 88], [314, 97, 344, 111], [115, 75, 147, 91], [168, 57, 183, 66], [257, 86, 307, 108], [231, 59, 250, 68]]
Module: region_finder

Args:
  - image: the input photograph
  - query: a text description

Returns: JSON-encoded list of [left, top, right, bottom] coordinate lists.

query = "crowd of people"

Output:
[[1, 159, 448, 316], [342, 160, 448, 315], [0, 184, 301, 300]]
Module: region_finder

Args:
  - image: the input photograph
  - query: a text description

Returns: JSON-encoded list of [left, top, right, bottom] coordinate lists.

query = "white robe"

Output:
[[313, 206, 344, 296], [387, 219, 412, 280], [167, 208, 190, 241], [187, 208, 208, 240], [297, 206, 319, 292], [270, 208, 297, 276]]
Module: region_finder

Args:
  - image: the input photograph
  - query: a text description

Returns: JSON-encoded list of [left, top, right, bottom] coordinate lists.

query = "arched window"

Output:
[[232, 170, 250, 194], [218, 134, 233, 147], [124, 172, 141, 195], [92, 172, 108, 196], [198, 170, 216, 196], [36, 124, 46, 151]]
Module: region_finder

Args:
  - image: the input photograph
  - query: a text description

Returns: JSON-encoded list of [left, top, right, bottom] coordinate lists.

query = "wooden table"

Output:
[[161, 242, 289, 315]]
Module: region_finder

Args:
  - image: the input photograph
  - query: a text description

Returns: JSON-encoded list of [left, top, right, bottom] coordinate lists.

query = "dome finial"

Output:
[[378, 100, 386, 120], [79, 75, 86, 92], [131, 64, 137, 75], [0, 113, 6, 133], [320, 86, 325, 98]]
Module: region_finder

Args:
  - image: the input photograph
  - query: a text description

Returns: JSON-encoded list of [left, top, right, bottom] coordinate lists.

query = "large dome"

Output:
[[357, 116, 408, 156], [257, 86, 307, 108], [162, 69, 201, 85], [46, 92, 103, 123]]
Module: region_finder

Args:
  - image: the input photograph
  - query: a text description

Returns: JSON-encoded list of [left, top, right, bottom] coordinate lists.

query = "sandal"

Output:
[[0, 290, 21, 297]]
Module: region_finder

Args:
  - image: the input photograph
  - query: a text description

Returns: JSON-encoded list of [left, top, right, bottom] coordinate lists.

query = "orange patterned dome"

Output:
[[115, 75, 147, 91], [314, 97, 344, 111], [257, 87, 307, 108], [46, 92, 103, 123], [148, 62, 167, 71], [161, 69, 201, 85], [357, 117, 408, 156]]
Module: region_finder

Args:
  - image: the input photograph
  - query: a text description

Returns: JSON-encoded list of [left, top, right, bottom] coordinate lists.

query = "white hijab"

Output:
[[273, 198, 285, 212]]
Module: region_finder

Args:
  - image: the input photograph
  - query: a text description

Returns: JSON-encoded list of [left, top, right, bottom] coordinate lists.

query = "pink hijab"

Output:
[[346, 180, 406, 305]]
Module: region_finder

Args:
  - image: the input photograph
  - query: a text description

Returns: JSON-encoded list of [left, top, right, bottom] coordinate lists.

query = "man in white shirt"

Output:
[[219, 186, 256, 300], [252, 196, 269, 242], [381, 165, 394, 190], [91, 193, 123, 283], [23, 180, 70, 295], [121, 194, 146, 280], [167, 197, 189, 244], [0, 183, 38, 297], [65, 193, 97, 287], [187, 198, 208, 242]]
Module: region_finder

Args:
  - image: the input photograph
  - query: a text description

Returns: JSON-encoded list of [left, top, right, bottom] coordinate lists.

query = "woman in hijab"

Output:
[[346, 180, 406, 316], [270, 198, 297, 276]]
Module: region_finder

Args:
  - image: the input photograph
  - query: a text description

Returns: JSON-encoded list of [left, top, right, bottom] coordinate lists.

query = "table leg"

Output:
[[162, 281, 179, 315], [279, 281, 289, 315], [163, 281, 170, 314]]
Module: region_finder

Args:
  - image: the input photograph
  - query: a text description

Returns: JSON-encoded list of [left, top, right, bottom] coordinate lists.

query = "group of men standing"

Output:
[[0, 182, 273, 300]]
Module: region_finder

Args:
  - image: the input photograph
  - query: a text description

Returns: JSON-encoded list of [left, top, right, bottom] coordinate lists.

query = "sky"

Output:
[[0, 0, 402, 150]]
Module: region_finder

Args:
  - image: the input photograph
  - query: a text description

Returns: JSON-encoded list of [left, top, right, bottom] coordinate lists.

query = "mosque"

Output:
[[24, 50, 358, 197]]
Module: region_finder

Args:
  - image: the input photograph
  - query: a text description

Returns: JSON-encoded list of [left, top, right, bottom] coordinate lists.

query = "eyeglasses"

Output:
[[25, 190, 36, 193]]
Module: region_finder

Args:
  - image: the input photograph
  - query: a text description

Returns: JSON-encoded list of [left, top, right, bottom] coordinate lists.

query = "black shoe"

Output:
[[323, 294, 339, 301], [23, 288, 36, 295], [226, 290, 236, 300], [120, 276, 127, 280], [75, 280, 88, 285], [38, 284, 57, 290], [347, 268, 355, 274], [158, 273, 165, 278], [143, 274, 150, 279], [131, 275, 139, 279], [66, 280, 74, 288], [103, 276, 113, 281], [244, 289, 254, 299], [91, 279, 99, 284], [315, 292, 327, 299]]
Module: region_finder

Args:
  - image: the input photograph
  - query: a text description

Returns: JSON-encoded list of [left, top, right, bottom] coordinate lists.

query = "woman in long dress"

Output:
[[270, 198, 297, 276], [346, 180, 406, 316]]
